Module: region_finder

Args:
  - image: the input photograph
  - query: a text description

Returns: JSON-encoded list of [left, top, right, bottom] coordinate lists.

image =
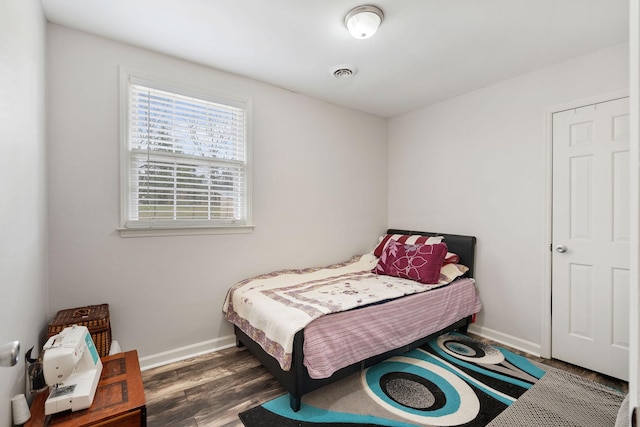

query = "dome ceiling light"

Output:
[[344, 5, 384, 39]]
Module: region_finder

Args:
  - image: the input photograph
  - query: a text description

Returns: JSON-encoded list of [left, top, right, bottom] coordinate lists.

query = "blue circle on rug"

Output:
[[438, 335, 504, 364], [444, 341, 483, 357]]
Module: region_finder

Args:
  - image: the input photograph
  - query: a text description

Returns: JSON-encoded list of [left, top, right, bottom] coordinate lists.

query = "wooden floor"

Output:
[[141, 334, 628, 427]]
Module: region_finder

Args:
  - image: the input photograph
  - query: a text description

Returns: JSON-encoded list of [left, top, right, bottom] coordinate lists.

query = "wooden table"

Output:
[[26, 350, 146, 427]]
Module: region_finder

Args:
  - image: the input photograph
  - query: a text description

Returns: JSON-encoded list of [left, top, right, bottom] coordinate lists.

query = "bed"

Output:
[[223, 229, 481, 411]]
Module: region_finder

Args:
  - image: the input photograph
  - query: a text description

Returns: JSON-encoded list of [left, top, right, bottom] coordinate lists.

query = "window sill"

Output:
[[117, 224, 255, 238]]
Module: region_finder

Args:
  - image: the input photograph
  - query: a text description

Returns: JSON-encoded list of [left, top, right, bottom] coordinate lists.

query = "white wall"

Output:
[[388, 43, 629, 354], [46, 24, 388, 365], [0, 0, 48, 424]]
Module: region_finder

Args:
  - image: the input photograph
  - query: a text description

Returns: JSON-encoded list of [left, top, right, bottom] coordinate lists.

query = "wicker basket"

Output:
[[47, 304, 111, 357]]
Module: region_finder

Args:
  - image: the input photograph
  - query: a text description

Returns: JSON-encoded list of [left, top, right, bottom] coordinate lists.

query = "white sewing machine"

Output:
[[43, 325, 103, 415]]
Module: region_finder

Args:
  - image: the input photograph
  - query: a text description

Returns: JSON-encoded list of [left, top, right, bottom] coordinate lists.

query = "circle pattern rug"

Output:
[[239, 333, 547, 426]]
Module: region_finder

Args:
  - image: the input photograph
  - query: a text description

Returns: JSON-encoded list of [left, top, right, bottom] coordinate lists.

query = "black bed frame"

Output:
[[234, 229, 477, 411]]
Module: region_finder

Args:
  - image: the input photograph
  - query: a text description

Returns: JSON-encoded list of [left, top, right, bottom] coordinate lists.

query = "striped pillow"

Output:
[[373, 234, 443, 257]]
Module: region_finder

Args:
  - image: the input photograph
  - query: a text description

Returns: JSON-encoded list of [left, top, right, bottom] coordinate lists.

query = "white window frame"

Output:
[[118, 67, 253, 237]]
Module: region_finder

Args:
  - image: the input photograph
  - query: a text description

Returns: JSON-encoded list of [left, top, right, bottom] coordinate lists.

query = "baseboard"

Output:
[[467, 324, 542, 357], [138, 334, 236, 371]]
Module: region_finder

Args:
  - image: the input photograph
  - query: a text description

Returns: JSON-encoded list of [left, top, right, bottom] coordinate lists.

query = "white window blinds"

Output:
[[122, 74, 250, 231]]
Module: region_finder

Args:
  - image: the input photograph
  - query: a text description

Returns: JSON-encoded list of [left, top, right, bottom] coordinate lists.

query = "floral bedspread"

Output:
[[222, 253, 448, 371]]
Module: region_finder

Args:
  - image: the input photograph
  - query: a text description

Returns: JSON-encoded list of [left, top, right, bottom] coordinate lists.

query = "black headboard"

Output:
[[386, 229, 477, 278]]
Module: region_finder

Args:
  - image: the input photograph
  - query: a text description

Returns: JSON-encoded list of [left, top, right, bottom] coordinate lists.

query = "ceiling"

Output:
[[40, 0, 630, 118]]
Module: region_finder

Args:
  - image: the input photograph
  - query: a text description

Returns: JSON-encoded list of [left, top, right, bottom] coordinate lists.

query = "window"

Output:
[[120, 69, 252, 236]]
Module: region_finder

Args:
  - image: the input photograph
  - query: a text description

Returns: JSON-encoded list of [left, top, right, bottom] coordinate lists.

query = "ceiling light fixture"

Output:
[[344, 5, 384, 39]]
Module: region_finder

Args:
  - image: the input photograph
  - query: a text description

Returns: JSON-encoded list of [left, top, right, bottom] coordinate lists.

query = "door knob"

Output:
[[555, 245, 568, 253]]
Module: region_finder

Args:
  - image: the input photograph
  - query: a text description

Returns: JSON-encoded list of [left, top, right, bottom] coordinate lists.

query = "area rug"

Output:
[[239, 333, 550, 426]]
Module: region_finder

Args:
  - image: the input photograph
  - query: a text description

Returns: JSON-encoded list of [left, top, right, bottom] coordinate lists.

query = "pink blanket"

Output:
[[223, 254, 458, 371], [224, 254, 482, 376], [302, 277, 481, 378]]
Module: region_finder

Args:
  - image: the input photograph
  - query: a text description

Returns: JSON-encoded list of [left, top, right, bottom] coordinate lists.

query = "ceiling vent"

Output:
[[330, 64, 358, 79]]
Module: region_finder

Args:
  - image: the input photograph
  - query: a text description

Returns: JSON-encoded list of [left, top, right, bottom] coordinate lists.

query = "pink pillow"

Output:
[[374, 240, 448, 284]]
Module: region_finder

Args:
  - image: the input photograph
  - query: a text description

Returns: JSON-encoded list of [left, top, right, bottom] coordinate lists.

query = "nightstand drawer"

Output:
[[91, 409, 143, 427]]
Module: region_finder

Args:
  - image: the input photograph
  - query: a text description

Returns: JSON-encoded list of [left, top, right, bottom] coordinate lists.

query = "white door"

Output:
[[551, 96, 630, 381]]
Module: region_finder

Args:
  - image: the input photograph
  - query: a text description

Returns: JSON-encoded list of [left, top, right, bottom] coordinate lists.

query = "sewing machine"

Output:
[[43, 325, 103, 415]]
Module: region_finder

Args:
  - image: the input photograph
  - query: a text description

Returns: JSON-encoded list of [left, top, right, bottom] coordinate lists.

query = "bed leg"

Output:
[[236, 338, 244, 348], [458, 315, 471, 333], [290, 394, 301, 412]]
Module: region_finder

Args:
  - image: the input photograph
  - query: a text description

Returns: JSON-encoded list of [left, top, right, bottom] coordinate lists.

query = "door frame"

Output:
[[630, 0, 639, 421], [542, 89, 630, 360]]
